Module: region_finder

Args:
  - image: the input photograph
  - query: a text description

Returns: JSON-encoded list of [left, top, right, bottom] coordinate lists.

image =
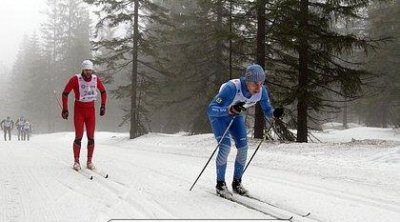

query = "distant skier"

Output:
[[208, 64, 283, 197], [1, 116, 14, 141], [15, 116, 25, 140], [61, 60, 107, 171], [22, 120, 32, 141]]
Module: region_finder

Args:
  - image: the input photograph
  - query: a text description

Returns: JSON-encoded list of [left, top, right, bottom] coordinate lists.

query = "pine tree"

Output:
[[38, 0, 92, 132], [264, 0, 382, 142], [153, 0, 255, 134], [84, 0, 175, 138], [0, 62, 11, 117], [254, 0, 268, 139], [10, 33, 48, 130], [360, 0, 400, 127], [5, 0, 93, 133]]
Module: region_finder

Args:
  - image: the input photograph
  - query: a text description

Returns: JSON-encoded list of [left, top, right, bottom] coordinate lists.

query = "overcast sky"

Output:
[[0, 0, 46, 67]]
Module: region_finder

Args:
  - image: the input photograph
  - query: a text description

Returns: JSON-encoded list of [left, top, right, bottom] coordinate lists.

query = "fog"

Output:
[[0, 0, 398, 141], [0, 0, 45, 66]]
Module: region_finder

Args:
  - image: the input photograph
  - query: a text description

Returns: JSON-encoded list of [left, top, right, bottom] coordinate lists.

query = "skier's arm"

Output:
[[62, 76, 77, 111], [0, 120, 3, 130], [208, 82, 236, 117], [97, 77, 107, 107], [260, 86, 274, 119]]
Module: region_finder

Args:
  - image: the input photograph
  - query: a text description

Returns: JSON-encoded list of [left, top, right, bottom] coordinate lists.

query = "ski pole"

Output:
[[53, 90, 63, 111], [189, 116, 236, 191], [242, 118, 274, 176]]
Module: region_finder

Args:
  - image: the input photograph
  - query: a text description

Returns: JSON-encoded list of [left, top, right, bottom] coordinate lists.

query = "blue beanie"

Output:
[[245, 64, 265, 83]]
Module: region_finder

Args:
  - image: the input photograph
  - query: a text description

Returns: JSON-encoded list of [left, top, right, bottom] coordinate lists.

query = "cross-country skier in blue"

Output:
[[208, 64, 283, 197]]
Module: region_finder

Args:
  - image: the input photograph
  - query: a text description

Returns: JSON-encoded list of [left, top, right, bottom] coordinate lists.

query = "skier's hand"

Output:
[[229, 102, 246, 115], [100, 106, 106, 116], [62, 110, 69, 120], [273, 107, 284, 119]]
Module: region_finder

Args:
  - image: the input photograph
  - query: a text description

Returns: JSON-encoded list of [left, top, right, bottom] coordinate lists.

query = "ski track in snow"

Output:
[[0, 126, 399, 222]]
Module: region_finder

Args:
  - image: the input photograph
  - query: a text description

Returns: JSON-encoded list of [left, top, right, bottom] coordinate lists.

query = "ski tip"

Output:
[[285, 216, 294, 221], [302, 212, 311, 217]]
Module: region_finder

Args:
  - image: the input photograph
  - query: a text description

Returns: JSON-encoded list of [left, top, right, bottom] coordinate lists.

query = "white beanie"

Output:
[[81, 60, 94, 70]]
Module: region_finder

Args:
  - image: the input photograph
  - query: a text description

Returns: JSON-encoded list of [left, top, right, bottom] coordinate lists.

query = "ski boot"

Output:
[[86, 161, 95, 170], [232, 178, 248, 196], [216, 181, 233, 198], [73, 161, 81, 171]]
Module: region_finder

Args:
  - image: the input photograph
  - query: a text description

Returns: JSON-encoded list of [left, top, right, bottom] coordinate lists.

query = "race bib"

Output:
[[4, 121, 11, 127], [76, 74, 98, 102]]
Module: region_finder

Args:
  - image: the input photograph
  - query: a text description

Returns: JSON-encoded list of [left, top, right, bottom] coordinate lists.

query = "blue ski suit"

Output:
[[208, 77, 274, 182]]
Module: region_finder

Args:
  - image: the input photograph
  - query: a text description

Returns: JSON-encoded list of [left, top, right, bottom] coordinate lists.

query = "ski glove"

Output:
[[273, 107, 284, 118], [62, 110, 69, 120], [229, 102, 246, 115], [100, 106, 106, 116]]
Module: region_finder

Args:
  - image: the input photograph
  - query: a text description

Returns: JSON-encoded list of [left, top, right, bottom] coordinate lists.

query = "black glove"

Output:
[[62, 110, 69, 120], [273, 107, 284, 118], [100, 106, 106, 116], [229, 102, 246, 115]]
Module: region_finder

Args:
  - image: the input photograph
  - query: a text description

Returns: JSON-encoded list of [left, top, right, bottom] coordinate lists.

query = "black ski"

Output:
[[211, 191, 293, 221], [74, 168, 94, 180], [89, 168, 109, 178], [243, 194, 311, 218]]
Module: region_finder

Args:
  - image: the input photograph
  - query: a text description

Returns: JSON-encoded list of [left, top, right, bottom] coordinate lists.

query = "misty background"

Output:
[[0, 0, 398, 142]]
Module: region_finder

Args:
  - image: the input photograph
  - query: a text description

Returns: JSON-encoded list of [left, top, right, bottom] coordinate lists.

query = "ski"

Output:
[[89, 168, 109, 178], [243, 194, 311, 218], [211, 191, 293, 221], [74, 168, 94, 180]]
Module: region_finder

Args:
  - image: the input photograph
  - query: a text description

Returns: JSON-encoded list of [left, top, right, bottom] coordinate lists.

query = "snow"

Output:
[[0, 125, 399, 222], [317, 122, 400, 143]]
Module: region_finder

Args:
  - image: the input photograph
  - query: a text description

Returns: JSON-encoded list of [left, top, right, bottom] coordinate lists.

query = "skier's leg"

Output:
[[73, 105, 85, 163], [18, 129, 21, 140], [209, 116, 232, 182], [7, 128, 11, 141], [4, 129, 6, 141], [228, 115, 249, 195], [85, 106, 96, 164], [229, 115, 248, 181]]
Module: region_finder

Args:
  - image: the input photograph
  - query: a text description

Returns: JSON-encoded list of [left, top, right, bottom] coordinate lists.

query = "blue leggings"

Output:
[[209, 115, 248, 182]]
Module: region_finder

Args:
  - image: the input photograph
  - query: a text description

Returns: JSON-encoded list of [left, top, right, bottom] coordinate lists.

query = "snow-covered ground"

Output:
[[0, 125, 399, 222]]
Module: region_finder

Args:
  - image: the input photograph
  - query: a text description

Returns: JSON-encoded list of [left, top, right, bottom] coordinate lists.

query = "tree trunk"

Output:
[[296, 0, 309, 142], [130, 0, 139, 139], [343, 101, 349, 129], [254, 0, 267, 139], [381, 100, 388, 128], [215, 0, 225, 84], [229, 0, 233, 79], [49, 2, 58, 133]]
